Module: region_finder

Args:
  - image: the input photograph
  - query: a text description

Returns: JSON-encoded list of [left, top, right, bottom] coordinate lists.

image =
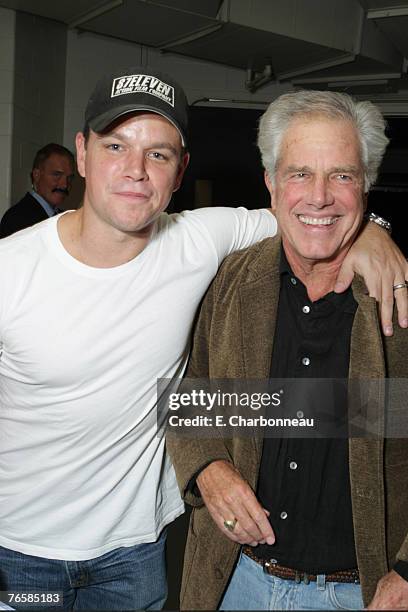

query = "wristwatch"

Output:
[[365, 212, 392, 234]]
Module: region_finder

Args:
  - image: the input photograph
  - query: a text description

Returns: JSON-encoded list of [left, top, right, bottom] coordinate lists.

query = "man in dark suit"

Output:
[[0, 143, 75, 238]]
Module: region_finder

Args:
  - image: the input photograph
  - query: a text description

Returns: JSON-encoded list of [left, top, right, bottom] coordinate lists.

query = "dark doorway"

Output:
[[172, 107, 408, 255]]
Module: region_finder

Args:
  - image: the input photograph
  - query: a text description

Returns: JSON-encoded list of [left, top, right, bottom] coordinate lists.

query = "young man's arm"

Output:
[[336, 221, 407, 336]]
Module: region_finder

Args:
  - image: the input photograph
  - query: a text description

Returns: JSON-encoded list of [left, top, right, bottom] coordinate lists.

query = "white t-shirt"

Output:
[[0, 207, 276, 560]]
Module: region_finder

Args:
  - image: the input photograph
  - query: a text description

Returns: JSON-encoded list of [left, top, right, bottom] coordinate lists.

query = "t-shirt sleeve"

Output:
[[188, 206, 277, 263]]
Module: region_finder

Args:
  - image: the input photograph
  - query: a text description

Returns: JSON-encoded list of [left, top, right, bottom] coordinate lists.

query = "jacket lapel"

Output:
[[238, 238, 282, 456], [348, 277, 388, 589], [239, 238, 282, 379]]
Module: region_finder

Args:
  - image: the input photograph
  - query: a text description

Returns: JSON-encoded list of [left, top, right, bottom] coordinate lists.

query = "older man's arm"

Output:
[[366, 521, 408, 608], [366, 570, 408, 609], [166, 272, 274, 546], [195, 459, 275, 546], [166, 283, 230, 508]]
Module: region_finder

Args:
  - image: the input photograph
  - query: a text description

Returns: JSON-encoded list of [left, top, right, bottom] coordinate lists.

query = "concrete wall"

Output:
[[62, 28, 292, 209], [0, 8, 15, 216], [11, 12, 67, 205], [3, 9, 407, 214], [63, 28, 287, 150], [62, 28, 291, 208]]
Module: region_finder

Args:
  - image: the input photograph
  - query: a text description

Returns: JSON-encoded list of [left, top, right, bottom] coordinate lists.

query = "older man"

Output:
[[168, 91, 408, 610], [0, 143, 75, 238]]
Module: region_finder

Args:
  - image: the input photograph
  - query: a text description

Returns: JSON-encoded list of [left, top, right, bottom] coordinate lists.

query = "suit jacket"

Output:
[[167, 237, 408, 610], [0, 192, 49, 238]]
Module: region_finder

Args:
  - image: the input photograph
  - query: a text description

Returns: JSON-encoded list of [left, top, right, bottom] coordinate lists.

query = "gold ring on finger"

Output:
[[223, 518, 237, 532]]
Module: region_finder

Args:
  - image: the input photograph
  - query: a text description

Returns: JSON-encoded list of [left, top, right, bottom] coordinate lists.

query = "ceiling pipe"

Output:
[[367, 5, 408, 19], [245, 64, 274, 93], [69, 0, 123, 29], [191, 97, 271, 106], [293, 72, 402, 85], [159, 23, 223, 49]]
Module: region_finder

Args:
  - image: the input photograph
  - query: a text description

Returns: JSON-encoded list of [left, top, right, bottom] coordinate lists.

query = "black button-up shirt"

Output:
[[256, 250, 358, 573]]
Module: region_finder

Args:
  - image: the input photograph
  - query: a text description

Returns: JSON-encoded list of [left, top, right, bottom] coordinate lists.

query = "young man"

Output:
[[0, 69, 406, 611]]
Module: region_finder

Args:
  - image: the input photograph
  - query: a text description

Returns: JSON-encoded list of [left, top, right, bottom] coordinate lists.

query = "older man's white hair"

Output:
[[257, 90, 389, 193]]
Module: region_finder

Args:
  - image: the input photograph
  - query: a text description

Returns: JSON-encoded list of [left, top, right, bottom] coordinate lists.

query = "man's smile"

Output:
[[296, 214, 340, 226]]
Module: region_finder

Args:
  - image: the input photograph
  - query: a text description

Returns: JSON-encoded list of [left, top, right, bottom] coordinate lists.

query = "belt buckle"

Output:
[[264, 558, 277, 572], [295, 571, 301, 584]]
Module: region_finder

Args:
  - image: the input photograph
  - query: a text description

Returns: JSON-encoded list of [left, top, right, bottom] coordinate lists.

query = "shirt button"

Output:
[[297, 411, 304, 418], [290, 277, 297, 285], [302, 305, 310, 314], [302, 357, 310, 366], [289, 461, 298, 470], [280, 511, 288, 520]]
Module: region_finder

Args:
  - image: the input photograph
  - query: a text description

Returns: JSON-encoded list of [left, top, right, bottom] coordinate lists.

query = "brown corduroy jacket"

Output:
[[167, 237, 408, 610]]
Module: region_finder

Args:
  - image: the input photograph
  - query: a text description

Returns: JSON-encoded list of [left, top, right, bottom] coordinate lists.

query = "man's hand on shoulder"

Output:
[[367, 570, 408, 609], [334, 221, 408, 336], [196, 459, 275, 546]]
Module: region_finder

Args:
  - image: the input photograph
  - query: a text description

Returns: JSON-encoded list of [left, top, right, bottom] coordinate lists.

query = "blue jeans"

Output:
[[0, 531, 167, 611], [219, 551, 364, 610]]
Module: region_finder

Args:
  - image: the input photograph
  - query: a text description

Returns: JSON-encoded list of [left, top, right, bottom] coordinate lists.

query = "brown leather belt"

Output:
[[243, 547, 360, 584]]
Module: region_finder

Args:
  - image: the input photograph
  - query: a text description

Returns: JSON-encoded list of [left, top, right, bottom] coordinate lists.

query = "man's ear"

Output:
[[264, 170, 274, 193], [32, 167, 40, 188], [264, 170, 276, 209], [173, 151, 190, 193], [75, 132, 87, 179]]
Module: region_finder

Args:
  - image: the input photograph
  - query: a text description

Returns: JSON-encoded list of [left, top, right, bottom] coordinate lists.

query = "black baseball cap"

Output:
[[84, 66, 189, 146]]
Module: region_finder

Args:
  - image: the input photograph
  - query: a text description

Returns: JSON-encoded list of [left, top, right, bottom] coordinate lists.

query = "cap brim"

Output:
[[88, 105, 186, 147]]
